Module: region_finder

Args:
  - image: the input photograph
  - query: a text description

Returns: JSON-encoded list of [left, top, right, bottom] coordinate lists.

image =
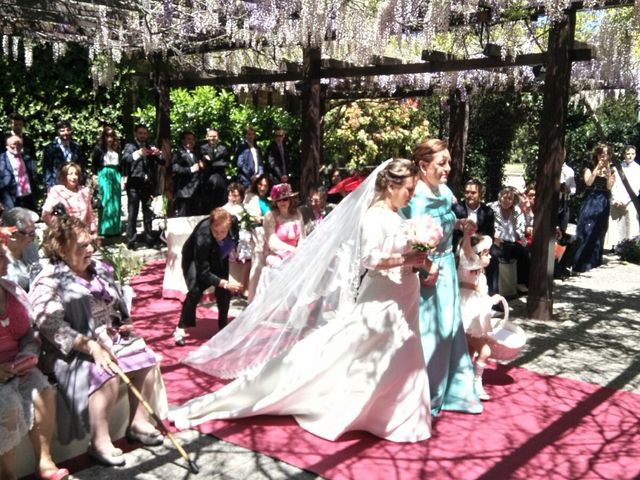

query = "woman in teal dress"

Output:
[[402, 139, 482, 416], [91, 126, 122, 237]]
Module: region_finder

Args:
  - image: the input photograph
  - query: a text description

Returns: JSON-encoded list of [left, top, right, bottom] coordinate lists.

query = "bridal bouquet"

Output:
[[409, 216, 443, 252]]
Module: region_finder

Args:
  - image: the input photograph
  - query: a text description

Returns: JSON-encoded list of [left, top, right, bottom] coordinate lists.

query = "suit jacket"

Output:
[[181, 218, 238, 289], [42, 139, 86, 190], [171, 146, 200, 199], [121, 141, 163, 190], [265, 140, 290, 184], [0, 151, 39, 209], [235, 140, 263, 187], [198, 142, 229, 187], [452, 201, 495, 248]]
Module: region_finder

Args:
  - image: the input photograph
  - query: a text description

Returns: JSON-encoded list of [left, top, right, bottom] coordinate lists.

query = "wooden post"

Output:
[[153, 53, 172, 199], [300, 46, 322, 200], [447, 88, 468, 198], [527, 10, 575, 319]]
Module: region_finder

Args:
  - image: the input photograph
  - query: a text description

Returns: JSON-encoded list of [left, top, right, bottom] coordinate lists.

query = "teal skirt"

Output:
[[98, 166, 122, 236]]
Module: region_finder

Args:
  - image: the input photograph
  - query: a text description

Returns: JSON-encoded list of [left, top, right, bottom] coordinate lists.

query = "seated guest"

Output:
[[42, 162, 97, 234], [264, 183, 304, 268], [453, 179, 497, 294], [222, 182, 245, 219], [223, 183, 252, 297], [29, 216, 167, 467], [243, 174, 271, 224], [173, 208, 243, 346], [1, 207, 41, 292], [300, 186, 333, 236], [490, 187, 529, 292], [0, 243, 68, 480]]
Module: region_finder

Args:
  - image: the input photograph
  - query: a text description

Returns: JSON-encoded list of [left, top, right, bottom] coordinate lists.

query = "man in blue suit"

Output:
[[235, 126, 263, 188], [41, 120, 87, 191], [0, 135, 39, 211]]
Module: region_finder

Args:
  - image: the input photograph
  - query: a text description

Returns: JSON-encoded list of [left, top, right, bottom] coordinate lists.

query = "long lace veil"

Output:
[[183, 160, 391, 378]]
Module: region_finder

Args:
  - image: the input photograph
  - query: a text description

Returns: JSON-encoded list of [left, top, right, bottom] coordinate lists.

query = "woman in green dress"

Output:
[[402, 139, 482, 416], [92, 126, 122, 237]]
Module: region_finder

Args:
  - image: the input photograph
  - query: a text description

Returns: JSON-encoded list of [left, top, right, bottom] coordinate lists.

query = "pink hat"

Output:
[[269, 183, 298, 202]]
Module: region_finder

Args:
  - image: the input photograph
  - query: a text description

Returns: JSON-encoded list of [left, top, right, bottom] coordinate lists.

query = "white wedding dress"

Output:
[[169, 206, 431, 443]]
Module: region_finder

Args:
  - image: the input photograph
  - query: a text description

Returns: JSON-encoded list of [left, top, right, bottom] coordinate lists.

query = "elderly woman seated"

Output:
[[0, 235, 68, 480], [29, 215, 167, 467], [1, 207, 41, 292]]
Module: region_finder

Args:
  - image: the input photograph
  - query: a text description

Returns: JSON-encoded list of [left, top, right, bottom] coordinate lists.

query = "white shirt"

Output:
[[560, 162, 576, 195], [611, 160, 640, 206]]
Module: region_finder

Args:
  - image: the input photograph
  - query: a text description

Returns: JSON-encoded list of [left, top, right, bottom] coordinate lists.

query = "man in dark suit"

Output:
[[121, 124, 164, 250], [265, 127, 291, 186], [171, 131, 201, 217], [173, 208, 243, 346], [2, 112, 36, 160], [41, 120, 87, 191], [235, 126, 263, 188], [453, 179, 498, 294], [198, 128, 229, 213], [0, 135, 39, 211]]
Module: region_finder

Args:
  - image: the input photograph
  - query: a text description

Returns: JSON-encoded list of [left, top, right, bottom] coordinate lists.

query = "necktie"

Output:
[[279, 145, 286, 176], [15, 155, 31, 195]]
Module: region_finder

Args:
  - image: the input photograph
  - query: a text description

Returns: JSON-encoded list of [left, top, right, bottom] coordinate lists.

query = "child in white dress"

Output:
[[457, 231, 505, 400]]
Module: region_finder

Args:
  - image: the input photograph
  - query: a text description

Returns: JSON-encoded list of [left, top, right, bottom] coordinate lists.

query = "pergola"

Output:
[[2, 0, 639, 320]]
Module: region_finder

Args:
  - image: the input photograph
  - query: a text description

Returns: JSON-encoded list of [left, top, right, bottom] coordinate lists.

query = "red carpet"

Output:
[[133, 260, 640, 480]]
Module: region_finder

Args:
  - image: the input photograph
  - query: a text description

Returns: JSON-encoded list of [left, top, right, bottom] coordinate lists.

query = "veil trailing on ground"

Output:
[[183, 160, 391, 379]]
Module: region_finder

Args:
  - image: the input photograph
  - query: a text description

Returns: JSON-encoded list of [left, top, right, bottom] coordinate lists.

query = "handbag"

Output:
[[110, 334, 147, 358]]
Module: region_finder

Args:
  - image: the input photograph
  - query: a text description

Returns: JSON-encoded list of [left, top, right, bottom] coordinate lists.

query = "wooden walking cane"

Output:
[[107, 360, 200, 474]]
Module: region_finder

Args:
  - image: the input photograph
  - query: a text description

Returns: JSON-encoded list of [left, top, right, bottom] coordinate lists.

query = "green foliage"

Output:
[[0, 44, 135, 168], [615, 236, 640, 264], [97, 244, 143, 284], [323, 98, 430, 171], [466, 93, 523, 201]]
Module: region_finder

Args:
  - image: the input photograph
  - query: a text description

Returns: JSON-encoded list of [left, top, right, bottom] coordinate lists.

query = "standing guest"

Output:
[[173, 208, 243, 346], [558, 152, 576, 237], [171, 131, 201, 217], [30, 216, 166, 467], [521, 183, 536, 246], [121, 125, 164, 250], [222, 182, 245, 218], [42, 120, 87, 191], [0, 244, 69, 480], [199, 128, 229, 213], [91, 126, 122, 237], [42, 162, 97, 234], [223, 182, 252, 294], [242, 174, 271, 302], [402, 139, 482, 416], [453, 179, 497, 294], [300, 186, 333, 236], [265, 127, 291, 186], [235, 126, 263, 189], [490, 187, 529, 292], [573, 144, 616, 273], [326, 168, 344, 205], [1, 207, 41, 292], [606, 145, 640, 250], [263, 183, 304, 268], [2, 113, 36, 160], [0, 135, 39, 212]]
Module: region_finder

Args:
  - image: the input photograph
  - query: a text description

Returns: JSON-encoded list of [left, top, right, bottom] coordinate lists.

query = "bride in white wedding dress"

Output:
[[168, 159, 436, 442]]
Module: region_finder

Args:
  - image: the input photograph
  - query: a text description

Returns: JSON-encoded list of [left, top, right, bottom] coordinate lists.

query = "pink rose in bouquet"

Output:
[[409, 216, 444, 252]]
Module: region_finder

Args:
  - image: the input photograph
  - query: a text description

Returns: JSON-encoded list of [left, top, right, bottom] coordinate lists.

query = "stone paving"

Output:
[[55, 252, 639, 480]]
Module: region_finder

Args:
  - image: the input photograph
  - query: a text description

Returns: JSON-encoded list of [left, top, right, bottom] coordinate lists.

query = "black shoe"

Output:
[[127, 241, 138, 251]]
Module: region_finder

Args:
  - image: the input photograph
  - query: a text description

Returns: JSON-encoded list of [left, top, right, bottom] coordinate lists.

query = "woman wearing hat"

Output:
[[263, 183, 304, 268]]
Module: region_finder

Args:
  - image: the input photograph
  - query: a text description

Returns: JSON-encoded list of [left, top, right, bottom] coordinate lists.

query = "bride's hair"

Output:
[[375, 158, 418, 192]]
